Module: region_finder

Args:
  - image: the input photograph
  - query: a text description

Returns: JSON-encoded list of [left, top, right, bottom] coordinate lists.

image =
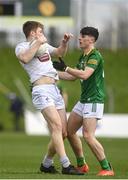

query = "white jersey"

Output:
[[15, 41, 59, 83]]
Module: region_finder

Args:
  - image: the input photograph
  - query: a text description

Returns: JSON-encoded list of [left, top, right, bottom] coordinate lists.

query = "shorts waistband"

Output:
[[32, 76, 57, 86]]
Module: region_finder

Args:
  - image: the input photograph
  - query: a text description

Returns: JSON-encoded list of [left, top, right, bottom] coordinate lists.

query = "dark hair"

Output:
[[80, 26, 99, 41], [23, 21, 44, 38]]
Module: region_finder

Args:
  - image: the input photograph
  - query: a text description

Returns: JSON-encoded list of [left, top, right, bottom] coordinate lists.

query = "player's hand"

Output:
[[36, 34, 47, 44], [53, 57, 67, 71], [62, 33, 73, 43]]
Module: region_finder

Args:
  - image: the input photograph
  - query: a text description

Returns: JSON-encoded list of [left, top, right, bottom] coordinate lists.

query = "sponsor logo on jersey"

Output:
[[38, 53, 50, 62], [87, 59, 98, 65], [84, 112, 89, 114]]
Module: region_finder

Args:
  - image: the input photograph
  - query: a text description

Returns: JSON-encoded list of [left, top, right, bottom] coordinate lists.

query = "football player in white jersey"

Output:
[[15, 21, 83, 175]]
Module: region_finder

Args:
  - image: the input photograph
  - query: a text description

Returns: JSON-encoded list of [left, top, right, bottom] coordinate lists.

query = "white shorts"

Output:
[[72, 101, 104, 119], [32, 84, 65, 110]]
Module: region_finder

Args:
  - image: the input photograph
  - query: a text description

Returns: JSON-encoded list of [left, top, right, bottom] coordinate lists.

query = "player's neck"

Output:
[[83, 45, 94, 55], [27, 36, 34, 42]]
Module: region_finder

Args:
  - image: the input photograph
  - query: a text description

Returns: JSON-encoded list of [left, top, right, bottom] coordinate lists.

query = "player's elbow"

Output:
[[70, 76, 77, 81], [55, 47, 66, 57], [18, 54, 30, 64], [82, 76, 88, 80], [79, 70, 94, 80], [80, 74, 89, 80]]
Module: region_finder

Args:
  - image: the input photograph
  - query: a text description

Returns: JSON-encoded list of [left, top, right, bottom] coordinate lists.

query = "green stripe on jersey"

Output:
[[92, 103, 97, 112]]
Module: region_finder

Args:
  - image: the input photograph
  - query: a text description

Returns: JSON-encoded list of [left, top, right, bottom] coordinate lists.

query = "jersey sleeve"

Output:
[[86, 54, 100, 70], [15, 43, 27, 57], [46, 43, 56, 54]]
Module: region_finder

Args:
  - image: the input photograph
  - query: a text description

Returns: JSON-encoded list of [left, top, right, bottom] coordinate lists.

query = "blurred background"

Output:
[[0, 0, 128, 135]]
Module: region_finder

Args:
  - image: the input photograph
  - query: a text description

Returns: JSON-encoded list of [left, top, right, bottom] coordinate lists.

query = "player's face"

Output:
[[79, 34, 94, 49], [35, 27, 44, 36], [31, 27, 46, 39]]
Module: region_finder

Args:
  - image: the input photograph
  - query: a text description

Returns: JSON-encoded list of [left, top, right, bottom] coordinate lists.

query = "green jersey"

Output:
[[76, 48, 105, 103]]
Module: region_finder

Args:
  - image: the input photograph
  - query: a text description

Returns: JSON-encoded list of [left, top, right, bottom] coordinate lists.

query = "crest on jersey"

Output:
[[37, 53, 50, 62]]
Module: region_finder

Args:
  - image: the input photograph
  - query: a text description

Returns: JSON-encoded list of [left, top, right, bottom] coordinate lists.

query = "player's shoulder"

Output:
[[89, 48, 99, 55], [15, 41, 29, 56], [46, 43, 55, 49], [89, 49, 103, 60], [15, 41, 29, 49]]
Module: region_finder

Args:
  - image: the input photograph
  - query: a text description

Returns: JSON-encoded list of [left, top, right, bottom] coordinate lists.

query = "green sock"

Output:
[[100, 159, 111, 170], [77, 157, 86, 167]]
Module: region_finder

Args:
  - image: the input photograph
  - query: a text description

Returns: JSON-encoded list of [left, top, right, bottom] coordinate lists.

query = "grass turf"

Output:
[[0, 132, 128, 179]]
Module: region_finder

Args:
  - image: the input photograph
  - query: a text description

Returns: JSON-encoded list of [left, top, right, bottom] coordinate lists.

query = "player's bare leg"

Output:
[[40, 106, 83, 175], [43, 109, 67, 159], [67, 112, 89, 173], [83, 118, 105, 160], [67, 112, 83, 157], [42, 106, 69, 158], [83, 118, 114, 176]]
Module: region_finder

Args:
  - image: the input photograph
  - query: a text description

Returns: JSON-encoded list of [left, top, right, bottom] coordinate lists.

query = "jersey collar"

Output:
[[83, 48, 95, 56]]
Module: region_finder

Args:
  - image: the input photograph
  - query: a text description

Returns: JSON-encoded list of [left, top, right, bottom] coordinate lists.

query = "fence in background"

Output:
[[24, 110, 128, 138]]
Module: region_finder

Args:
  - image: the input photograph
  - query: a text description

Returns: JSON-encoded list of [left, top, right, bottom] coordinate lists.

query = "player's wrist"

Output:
[[33, 38, 42, 45], [65, 66, 69, 72], [62, 39, 68, 45]]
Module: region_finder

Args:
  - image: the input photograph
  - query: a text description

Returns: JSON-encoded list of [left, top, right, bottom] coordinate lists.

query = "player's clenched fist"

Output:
[[36, 34, 47, 44], [62, 33, 73, 43]]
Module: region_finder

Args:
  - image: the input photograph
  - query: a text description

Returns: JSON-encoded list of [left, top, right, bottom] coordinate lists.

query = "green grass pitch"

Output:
[[0, 132, 128, 179]]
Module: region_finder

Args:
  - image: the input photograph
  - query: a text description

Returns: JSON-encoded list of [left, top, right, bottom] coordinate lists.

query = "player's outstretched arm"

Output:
[[53, 33, 73, 57], [53, 57, 94, 80], [65, 66, 94, 80], [58, 71, 76, 81]]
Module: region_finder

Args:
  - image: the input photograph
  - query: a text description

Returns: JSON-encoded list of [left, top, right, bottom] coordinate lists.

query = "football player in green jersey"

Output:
[[53, 27, 114, 176]]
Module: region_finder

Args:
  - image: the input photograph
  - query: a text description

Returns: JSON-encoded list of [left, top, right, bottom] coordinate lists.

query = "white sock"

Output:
[[60, 156, 70, 168], [42, 155, 53, 168]]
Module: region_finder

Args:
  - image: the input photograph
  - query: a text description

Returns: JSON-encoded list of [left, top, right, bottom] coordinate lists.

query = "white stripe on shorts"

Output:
[[72, 101, 104, 119]]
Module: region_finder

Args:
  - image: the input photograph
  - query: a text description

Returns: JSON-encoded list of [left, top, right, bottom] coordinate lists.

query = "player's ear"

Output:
[[91, 36, 95, 43], [30, 30, 36, 37]]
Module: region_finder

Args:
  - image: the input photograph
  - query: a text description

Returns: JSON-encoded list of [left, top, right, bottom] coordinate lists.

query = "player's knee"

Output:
[[56, 123, 62, 132], [67, 129, 72, 137], [83, 131, 94, 143], [52, 122, 62, 133], [67, 130, 75, 140], [62, 131, 67, 139]]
